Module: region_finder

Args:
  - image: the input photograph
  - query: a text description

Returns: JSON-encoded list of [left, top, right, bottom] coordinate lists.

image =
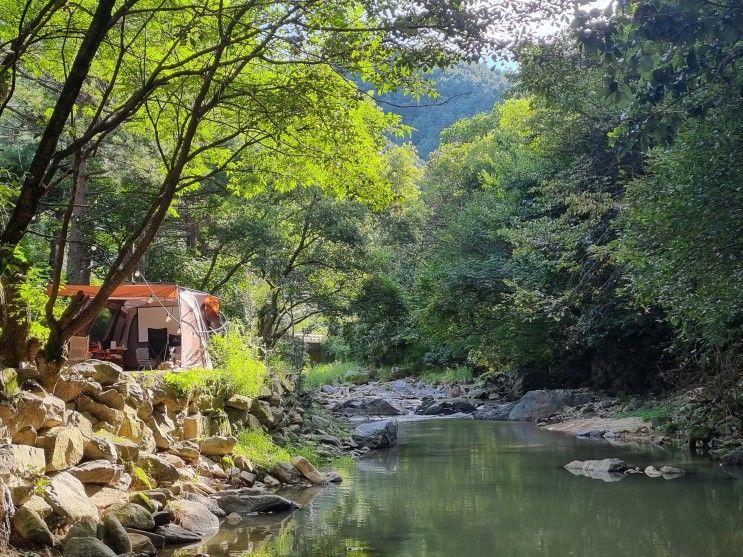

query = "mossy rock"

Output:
[[0, 368, 20, 396]]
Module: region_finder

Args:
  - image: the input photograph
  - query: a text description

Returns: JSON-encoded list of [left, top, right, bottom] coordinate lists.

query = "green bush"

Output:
[[234, 429, 291, 467], [163, 324, 267, 399], [419, 365, 474, 385], [303, 360, 360, 389]]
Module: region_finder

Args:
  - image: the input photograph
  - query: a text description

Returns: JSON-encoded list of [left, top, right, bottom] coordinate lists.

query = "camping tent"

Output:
[[57, 284, 221, 369]]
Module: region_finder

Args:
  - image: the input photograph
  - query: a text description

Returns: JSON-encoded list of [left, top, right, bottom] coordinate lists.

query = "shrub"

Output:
[[163, 324, 267, 399], [303, 360, 359, 389], [234, 430, 291, 467], [419, 365, 474, 385]]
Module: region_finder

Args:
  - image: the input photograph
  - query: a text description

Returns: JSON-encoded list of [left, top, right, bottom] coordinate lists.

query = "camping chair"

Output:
[[135, 347, 154, 370], [147, 327, 169, 363], [67, 335, 90, 363]]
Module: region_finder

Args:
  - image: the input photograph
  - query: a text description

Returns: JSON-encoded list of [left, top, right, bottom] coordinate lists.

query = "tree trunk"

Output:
[[0, 265, 31, 368], [66, 151, 91, 284], [36, 323, 67, 390]]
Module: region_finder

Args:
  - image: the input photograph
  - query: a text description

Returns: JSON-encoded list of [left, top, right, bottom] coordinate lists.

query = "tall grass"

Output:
[[164, 324, 267, 399], [234, 429, 291, 466], [304, 360, 359, 389], [419, 365, 474, 385]]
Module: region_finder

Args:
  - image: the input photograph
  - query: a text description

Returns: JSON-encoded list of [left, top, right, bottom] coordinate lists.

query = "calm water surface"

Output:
[[172, 419, 743, 557]]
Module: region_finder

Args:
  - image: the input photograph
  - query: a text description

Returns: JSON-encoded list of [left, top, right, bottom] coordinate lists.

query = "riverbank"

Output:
[[311, 374, 742, 464], [0, 360, 352, 556]]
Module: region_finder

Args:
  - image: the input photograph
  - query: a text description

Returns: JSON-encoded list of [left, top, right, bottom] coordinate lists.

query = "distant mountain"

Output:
[[375, 64, 511, 158]]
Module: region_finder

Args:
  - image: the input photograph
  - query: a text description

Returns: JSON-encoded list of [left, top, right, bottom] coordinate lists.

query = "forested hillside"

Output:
[[374, 64, 511, 158], [0, 0, 740, 399]]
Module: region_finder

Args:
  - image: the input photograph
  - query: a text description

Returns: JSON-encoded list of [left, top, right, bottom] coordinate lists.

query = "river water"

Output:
[[171, 419, 743, 557]]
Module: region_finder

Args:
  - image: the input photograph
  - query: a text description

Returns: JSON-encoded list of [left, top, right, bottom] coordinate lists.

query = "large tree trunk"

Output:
[[66, 151, 91, 284], [0, 265, 31, 368]]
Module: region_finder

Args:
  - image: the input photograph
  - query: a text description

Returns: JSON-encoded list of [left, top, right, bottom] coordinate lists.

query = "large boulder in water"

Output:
[[507, 389, 582, 421], [415, 398, 475, 416], [352, 419, 398, 449], [564, 458, 629, 482], [333, 397, 402, 417], [213, 492, 300, 514], [473, 401, 518, 421]]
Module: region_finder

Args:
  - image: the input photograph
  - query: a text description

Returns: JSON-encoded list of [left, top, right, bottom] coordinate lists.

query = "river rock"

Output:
[[270, 461, 302, 484], [85, 486, 129, 510], [70, 360, 122, 386], [128, 531, 157, 555], [660, 465, 685, 479], [352, 420, 398, 449], [166, 499, 219, 534], [43, 472, 99, 522], [508, 389, 581, 421], [198, 435, 237, 456], [137, 453, 179, 484], [415, 398, 475, 415], [12, 505, 54, 546], [24, 494, 52, 518], [154, 523, 203, 544], [721, 447, 743, 466], [473, 401, 518, 420], [42, 426, 85, 471], [101, 514, 131, 554], [644, 465, 662, 477], [0, 443, 46, 503], [83, 435, 119, 463], [213, 492, 300, 514], [68, 460, 124, 485], [62, 536, 117, 557], [64, 518, 97, 541], [183, 491, 225, 517], [564, 458, 629, 482], [333, 398, 403, 417], [111, 502, 155, 530], [291, 456, 327, 485]]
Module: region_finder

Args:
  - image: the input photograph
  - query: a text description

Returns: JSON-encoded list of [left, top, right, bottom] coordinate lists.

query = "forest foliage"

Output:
[[0, 0, 740, 394]]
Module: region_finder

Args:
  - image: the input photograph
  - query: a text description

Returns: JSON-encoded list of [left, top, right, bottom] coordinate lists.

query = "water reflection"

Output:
[[168, 420, 743, 557]]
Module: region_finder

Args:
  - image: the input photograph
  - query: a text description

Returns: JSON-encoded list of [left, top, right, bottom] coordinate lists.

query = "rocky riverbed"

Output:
[[0, 360, 353, 557]]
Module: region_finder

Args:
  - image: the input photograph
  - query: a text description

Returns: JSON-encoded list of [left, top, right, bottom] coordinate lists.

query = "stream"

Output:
[[169, 419, 743, 557]]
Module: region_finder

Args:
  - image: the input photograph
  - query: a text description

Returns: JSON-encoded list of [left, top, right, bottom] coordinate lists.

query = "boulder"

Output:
[[198, 435, 237, 456], [137, 453, 179, 485], [564, 459, 628, 482], [250, 400, 275, 427], [76, 395, 123, 426], [85, 486, 128, 510], [270, 461, 302, 484], [109, 437, 139, 462], [24, 494, 53, 518], [43, 472, 99, 522], [0, 367, 20, 395], [165, 499, 219, 534], [12, 505, 54, 546], [352, 420, 398, 449], [473, 401, 518, 421], [181, 415, 203, 440], [145, 416, 174, 451], [234, 455, 254, 473], [0, 443, 46, 503], [64, 519, 97, 542], [183, 491, 225, 517], [54, 375, 101, 402], [508, 390, 580, 421], [415, 398, 475, 416], [110, 502, 155, 530], [39, 394, 67, 428], [128, 531, 157, 556], [101, 514, 131, 554], [173, 441, 200, 464], [12, 425, 37, 446], [13, 392, 48, 431], [291, 456, 327, 485], [83, 435, 119, 463], [68, 460, 124, 485], [660, 465, 685, 479], [644, 465, 662, 477], [67, 411, 94, 438], [43, 427, 85, 472], [333, 398, 403, 417], [69, 360, 122, 385], [213, 492, 300, 514], [226, 394, 253, 411], [153, 523, 203, 544], [324, 471, 343, 483], [63, 536, 117, 557], [721, 447, 743, 466], [95, 389, 125, 411]]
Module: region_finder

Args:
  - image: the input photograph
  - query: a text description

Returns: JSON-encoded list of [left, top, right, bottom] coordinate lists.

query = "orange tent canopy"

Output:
[[56, 283, 220, 314]]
